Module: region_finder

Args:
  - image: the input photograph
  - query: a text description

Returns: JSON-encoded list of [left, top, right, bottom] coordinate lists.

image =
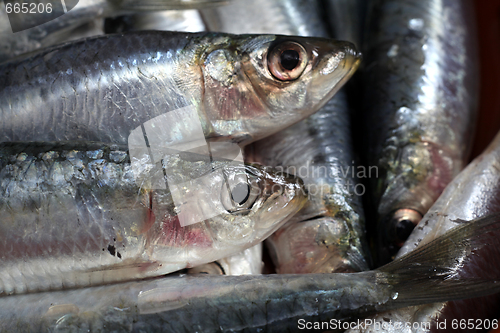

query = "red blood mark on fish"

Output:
[[157, 215, 213, 248], [426, 143, 458, 198], [202, 74, 267, 123], [139, 190, 156, 235]]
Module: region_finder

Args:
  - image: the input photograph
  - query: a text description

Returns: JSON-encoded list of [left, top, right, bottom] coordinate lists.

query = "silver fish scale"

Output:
[[1, 31, 194, 144], [0, 30, 359, 149], [0, 143, 147, 294]]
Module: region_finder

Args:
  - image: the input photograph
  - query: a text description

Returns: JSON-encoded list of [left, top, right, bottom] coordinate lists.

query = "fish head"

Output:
[[197, 34, 361, 145], [374, 141, 459, 264], [377, 208, 423, 265], [205, 163, 306, 247], [148, 161, 306, 266]]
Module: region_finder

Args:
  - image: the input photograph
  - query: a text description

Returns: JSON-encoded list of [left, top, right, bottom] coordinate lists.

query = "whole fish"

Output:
[[202, 0, 369, 273], [0, 142, 305, 295], [345, 132, 500, 333], [0, 213, 500, 332], [362, 0, 479, 263], [0, 0, 227, 63], [0, 31, 360, 147], [186, 243, 263, 275]]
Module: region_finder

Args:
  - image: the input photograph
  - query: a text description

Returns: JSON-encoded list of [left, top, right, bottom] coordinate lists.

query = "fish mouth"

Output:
[[309, 41, 361, 103], [254, 169, 306, 229], [343, 48, 362, 79]]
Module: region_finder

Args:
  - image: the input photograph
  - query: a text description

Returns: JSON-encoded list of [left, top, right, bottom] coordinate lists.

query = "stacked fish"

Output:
[[0, 0, 498, 332]]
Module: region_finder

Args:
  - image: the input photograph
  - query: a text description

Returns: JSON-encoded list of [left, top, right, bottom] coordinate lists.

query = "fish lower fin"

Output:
[[78, 259, 166, 286], [117, 0, 229, 11], [378, 213, 500, 307]]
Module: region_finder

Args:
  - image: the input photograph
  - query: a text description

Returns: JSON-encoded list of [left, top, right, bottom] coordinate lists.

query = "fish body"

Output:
[[0, 0, 227, 63], [204, 0, 369, 273], [0, 142, 305, 295], [0, 31, 359, 146], [0, 213, 499, 332], [345, 132, 500, 333], [362, 0, 479, 262]]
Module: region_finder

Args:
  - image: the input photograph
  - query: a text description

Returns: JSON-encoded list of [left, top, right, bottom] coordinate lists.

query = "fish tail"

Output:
[[378, 213, 500, 307]]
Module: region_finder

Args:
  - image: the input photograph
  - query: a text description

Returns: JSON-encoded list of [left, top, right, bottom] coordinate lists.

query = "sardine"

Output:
[[203, 0, 369, 273], [362, 0, 479, 263], [0, 141, 305, 295], [0, 213, 500, 332], [0, 31, 360, 147], [0, 0, 227, 63], [345, 132, 500, 332]]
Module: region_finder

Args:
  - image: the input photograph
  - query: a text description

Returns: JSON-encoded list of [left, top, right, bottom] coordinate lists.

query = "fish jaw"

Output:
[[201, 35, 361, 145]]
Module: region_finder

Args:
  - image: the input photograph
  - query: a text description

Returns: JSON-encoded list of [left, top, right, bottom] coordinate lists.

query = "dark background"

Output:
[[470, 0, 500, 159]]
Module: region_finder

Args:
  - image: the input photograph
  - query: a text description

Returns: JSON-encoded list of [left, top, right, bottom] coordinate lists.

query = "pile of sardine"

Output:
[[0, 0, 499, 332]]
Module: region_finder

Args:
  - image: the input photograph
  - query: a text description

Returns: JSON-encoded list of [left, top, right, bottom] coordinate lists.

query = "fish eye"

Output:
[[221, 177, 260, 213], [268, 41, 308, 81], [390, 208, 423, 247], [231, 183, 250, 205]]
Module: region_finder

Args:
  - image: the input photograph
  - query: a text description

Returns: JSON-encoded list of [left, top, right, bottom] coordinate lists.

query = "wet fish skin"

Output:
[[0, 141, 305, 295], [254, 95, 369, 273], [362, 0, 479, 263], [186, 243, 263, 275], [0, 0, 227, 63], [345, 132, 500, 333], [0, 31, 359, 146], [205, 0, 369, 273], [1, 213, 500, 332]]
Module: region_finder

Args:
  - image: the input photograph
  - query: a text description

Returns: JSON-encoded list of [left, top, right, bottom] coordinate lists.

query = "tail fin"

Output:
[[377, 213, 500, 307]]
